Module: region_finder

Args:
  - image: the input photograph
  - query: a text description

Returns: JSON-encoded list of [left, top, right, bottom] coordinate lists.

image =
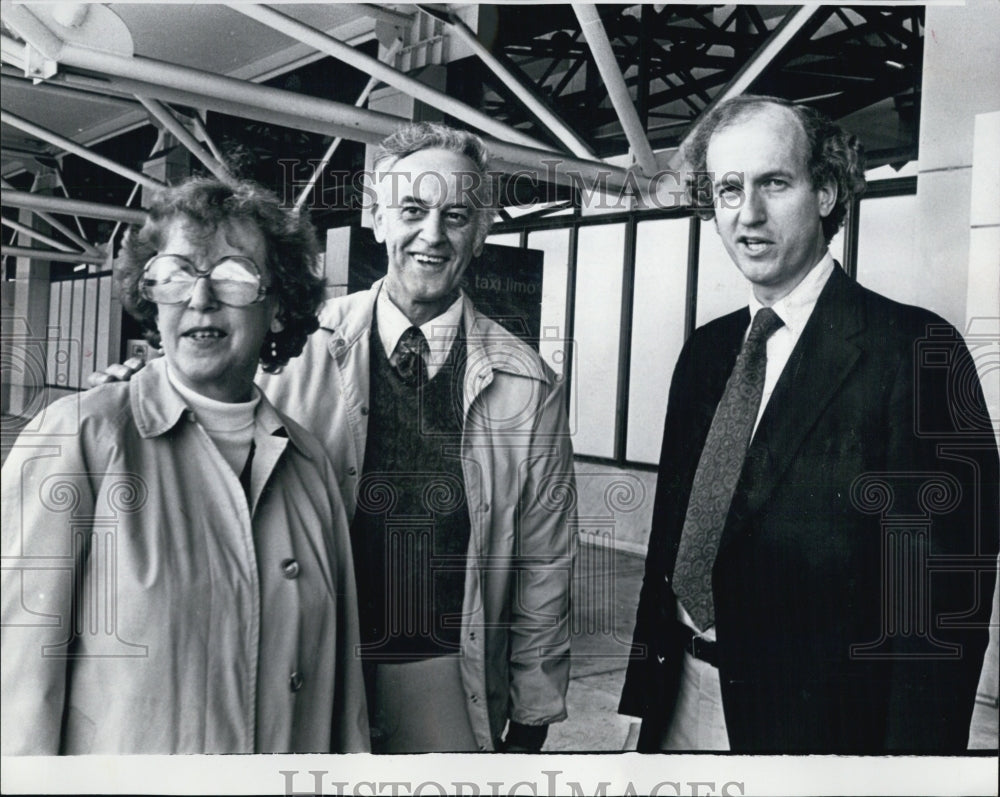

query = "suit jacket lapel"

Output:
[[720, 267, 866, 551]]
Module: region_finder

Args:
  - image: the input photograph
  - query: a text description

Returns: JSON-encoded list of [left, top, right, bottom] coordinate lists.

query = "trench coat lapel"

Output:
[[719, 267, 866, 555]]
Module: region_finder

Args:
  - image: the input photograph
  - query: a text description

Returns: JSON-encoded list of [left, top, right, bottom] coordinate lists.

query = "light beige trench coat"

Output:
[[1, 357, 368, 754], [259, 280, 575, 750]]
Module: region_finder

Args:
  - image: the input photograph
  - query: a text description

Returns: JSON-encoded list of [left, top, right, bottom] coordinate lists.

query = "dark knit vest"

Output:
[[350, 315, 470, 663]]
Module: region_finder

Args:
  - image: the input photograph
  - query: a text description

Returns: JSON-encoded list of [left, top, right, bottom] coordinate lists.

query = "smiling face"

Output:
[[154, 217, 278, 402], [706, 104, 837, 305], [373, 147, 486, 325]]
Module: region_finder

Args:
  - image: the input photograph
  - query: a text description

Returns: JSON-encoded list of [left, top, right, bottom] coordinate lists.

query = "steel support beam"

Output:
[[1, 216, 84, 254], [136, 96, 232, 182], [228, 3, 550, 151], [56, 65, 632, 194], [668, 5, 823, 169], [0, 110, 164, 190], [2, 190, 147, 224], [573, 4, 657, 176], [0, 245, 98, 264], [419, 5, 595, 159]]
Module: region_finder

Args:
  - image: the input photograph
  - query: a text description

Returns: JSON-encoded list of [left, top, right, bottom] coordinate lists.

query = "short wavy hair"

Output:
[[118, 177, 324, 373], [683, 95, 866, 243], [372, 121, 495, 244]]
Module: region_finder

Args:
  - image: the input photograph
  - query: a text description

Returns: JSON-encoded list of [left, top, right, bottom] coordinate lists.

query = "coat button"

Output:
[[289, 671, 304, 692], [469, 631, 476, 640], [347, 467, 357, 476], [470, 694, 478, 703], [281, 558, 300, 579], [481, 503, 490, 513], [360, 406, 369, 416]]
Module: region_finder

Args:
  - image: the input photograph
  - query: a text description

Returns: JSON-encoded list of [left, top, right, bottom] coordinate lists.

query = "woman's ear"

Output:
[[270, 315, 285, 333]]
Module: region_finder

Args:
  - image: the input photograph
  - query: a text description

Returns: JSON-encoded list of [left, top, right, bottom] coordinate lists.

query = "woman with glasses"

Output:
[[1, 177, 368, 754]]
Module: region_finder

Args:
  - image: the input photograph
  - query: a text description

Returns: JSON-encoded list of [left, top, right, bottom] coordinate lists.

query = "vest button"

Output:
[[281, 558, 300, 579], [289, 671, 304, 692]]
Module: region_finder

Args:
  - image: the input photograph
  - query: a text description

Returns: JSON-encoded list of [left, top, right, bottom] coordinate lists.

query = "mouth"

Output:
[[738, 236, 772, 255], [409, 252, 449, 267], [182, 327, 227, 341]]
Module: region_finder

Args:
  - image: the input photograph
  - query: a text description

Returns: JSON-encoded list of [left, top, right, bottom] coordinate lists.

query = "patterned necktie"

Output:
[[672, 307, 784, 631], [394, 326, 429, 386]]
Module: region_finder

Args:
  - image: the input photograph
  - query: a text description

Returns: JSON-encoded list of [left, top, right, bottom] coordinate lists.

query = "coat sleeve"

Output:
[[319, 454, 371, 753], [882, 323, 999, 751], [506, 373, 575, 727], [1, 400, 101, 754]]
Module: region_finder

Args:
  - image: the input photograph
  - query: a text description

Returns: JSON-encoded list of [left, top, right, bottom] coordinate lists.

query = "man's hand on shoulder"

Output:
[[86, 356, 146, 387]]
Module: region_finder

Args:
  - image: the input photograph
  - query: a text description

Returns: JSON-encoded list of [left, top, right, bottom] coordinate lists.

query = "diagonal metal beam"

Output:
[[1, 216, 89, 255], [417, 4, 595, 159], [2, 189, 147, 225], [295, 39, 402, 210], [228, 3, 551, 151], [0, 109, 165, 190], [668, 5, 824, 169], [1, 245, 100, 264], [135, 95, 232, 182], [572, 3, 657, 176]]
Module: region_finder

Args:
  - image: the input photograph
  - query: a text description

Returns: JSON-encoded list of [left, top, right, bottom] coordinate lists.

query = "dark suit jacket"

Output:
[[619, 267, 998, 753]]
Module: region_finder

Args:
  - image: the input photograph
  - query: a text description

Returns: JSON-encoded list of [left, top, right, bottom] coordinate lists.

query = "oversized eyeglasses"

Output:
[[140, 254, 270, 307]]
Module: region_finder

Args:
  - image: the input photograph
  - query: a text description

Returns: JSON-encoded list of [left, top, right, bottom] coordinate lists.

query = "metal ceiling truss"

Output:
[[475, 4, 923, 163]]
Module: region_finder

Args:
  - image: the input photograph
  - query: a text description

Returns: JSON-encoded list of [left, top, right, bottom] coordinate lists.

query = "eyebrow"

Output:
[[397, 194, 470, 210]]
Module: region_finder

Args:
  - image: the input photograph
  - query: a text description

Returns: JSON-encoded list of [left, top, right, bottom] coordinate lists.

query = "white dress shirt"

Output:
[[376, 287, 464, 380]]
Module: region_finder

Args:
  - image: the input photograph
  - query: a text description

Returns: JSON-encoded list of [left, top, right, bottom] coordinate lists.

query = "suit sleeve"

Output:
[[506, 373, 575, 728], [618, 336, 697, 724], [882, 325, 999, 751], [1, 401, 100, 754]]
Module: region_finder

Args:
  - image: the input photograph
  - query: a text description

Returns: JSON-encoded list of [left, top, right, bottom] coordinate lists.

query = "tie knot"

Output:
[[747, 307, 783, 346], [397, 326, 428, 358]]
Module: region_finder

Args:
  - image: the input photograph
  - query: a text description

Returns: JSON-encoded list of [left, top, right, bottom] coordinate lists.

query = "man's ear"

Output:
[[817, 179, 838, 219], [372, 205, 386, 243]]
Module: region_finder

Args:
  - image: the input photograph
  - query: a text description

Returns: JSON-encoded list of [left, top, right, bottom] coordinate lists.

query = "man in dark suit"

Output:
[[619, 95, 998, 753]]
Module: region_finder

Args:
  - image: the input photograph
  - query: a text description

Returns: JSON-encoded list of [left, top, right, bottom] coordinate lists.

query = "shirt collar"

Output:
[[376, 286, 464, 369], [748, 250, 835, 335]]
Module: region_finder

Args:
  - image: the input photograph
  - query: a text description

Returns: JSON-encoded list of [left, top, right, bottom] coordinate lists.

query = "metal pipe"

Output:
[[421, 5, 594, 159], [359, 3, 415, 28], [668, 6, 822, 169], [2, 216, 78, 252], [57, 67, 632, 193], [228, 3, 551, 151], [0, 177, 100, 254], [1, 245, 99, 264], [572, 4, 657, 176], [136, 95, 232, 182], [1, 71, 139, 110], [0, 110, 165, 191], [2, 189, 147, 224], [295, 39, 402, 210]]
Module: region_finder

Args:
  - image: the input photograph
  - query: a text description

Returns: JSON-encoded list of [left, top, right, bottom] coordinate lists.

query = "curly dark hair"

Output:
[[118, 177, 325, 373], [683, 95, 866, 244], [372, 121, 495, 244]]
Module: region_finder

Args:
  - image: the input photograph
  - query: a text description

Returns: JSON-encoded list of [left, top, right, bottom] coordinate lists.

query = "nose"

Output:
[[418, 210, 447, 246], [187, 275, 219, 311], [737, 187, 766, 226]]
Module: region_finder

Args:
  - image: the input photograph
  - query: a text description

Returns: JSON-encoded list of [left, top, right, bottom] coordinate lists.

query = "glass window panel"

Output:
[[855, 194, 919, 305], [485, 232, 520, 249], [528, 228, 570, 376], [571, 223, 625, 458], [627, 218, 690, 464], [695, 219, 745, 326]]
